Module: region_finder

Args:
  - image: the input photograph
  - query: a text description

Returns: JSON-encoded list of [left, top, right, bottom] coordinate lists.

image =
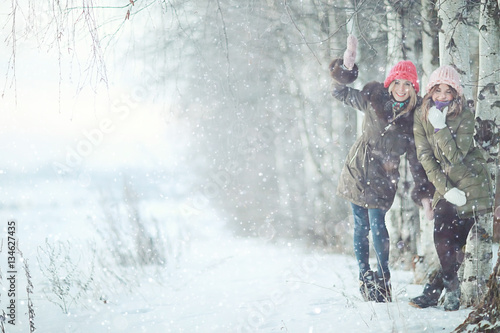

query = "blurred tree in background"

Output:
[[2, 2, 500, 324]]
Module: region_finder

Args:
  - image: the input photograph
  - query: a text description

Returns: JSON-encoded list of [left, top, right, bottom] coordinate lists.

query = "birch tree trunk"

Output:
[[413, 0, 441, 284], [385, 0, 404, 65], [420, 0, 439, 88], [325, 0, 358, 250], [384, 0, 421, 270], [458, 0, 500, 315], [318, 0, 355, 248], [437, 0, 473, 97], [385, 0, 406, 268], [280, 0, 353, 247], [436, 0, 492, 306], [460, 0, 499, 307]]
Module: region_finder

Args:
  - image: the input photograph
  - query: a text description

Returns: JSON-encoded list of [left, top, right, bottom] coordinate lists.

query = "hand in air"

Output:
[[343, 35, 357, 70], [428, 106, 447, 130]]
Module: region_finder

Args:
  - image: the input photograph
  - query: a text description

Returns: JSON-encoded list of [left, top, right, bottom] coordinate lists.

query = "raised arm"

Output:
[[329, 58, 370, 113]]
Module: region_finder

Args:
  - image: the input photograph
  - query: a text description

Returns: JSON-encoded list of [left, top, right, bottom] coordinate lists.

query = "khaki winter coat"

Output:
[[330, 60, 434, 210], [413, 105, 493, 218]]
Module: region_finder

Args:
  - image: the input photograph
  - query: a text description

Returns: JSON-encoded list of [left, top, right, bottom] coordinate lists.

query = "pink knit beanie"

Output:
[[384, 60, 420, 93], [425, 65, 463, 95]]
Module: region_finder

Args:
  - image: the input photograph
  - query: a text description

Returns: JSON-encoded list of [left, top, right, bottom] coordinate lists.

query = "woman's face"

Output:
[[431, 84, 454, 102], [392, 79, 413, 102]]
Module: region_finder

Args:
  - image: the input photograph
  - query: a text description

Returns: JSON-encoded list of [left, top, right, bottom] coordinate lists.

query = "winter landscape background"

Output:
[[0, 90, 492, 332], [0, 169, 490, 332], [0, 1, 499, 332]]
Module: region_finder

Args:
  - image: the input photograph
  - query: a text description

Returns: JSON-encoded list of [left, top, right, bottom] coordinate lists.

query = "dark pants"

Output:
[[433, 200, 475, 282], [351, 203, 389, 276]]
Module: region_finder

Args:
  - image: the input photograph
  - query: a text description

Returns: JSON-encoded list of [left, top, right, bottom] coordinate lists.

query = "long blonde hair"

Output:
[[387, 81, 418, 116], [421, 84, 464, 121]]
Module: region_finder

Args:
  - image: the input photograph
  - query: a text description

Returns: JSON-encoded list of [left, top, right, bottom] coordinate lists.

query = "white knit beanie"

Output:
[[425, 65, 463, 95]]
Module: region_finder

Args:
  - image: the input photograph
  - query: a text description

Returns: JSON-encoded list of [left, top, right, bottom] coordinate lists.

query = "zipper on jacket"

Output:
[[349, 146, 360, 167]]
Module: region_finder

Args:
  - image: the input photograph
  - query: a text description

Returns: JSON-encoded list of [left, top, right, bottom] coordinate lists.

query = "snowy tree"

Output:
[[412, 0, 441, 285], [444, 0, 496, 307], [437, 0, 473, 97], [420, 0, 440, 85], [4, 1, 500, 331], [285, 0, 354, 247], [435, 0, 495, 307], [455, 0, 500, 329], [383, 0, 422, 270], [3, 0, 496, 283]]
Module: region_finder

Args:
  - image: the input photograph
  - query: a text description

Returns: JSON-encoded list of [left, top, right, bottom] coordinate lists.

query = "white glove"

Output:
[[444, 187, 467, 207], [421, 198, 434, 220], [343, 35, 357, 70], [428, 106, 447, 130]]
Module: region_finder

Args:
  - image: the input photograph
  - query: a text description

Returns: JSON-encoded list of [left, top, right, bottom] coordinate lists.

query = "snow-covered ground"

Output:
[[0, 169, 479, 333]]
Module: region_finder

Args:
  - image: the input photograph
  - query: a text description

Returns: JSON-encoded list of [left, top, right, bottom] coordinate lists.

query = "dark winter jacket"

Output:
[[413, 104, 493, 218], [329, 59, 434, 210]]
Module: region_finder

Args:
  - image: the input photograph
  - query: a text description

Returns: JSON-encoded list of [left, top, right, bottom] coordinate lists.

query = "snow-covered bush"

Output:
[[37, 239, 95, 314], [96, 183, 168, 267]]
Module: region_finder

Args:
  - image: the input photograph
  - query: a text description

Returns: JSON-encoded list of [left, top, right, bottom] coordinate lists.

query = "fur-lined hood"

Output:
[[361, 81, 421, 125], [360, 81, 390, 119], [329, 58, 358, 84]]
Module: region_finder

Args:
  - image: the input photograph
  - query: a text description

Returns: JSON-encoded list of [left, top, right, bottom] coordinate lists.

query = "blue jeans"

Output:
[[351, 203, 389, 276]]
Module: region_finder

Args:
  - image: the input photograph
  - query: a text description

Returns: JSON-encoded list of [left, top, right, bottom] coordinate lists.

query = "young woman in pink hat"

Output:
[[410, 65, 493, 311], [329, 39, 434, 302]]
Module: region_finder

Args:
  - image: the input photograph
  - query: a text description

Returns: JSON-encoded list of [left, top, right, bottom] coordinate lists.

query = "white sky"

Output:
[[0, 2, 188, 172]]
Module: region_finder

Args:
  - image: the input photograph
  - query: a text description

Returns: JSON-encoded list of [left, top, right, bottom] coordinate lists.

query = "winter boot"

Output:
[[442, 277, 461, 311], [374, 271, 392, 303], [359, 270, 376, 301], [409, 270, 444, 308], [409, 283, 443, 308]]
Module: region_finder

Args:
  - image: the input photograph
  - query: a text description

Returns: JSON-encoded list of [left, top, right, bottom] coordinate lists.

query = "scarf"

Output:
[[384, 97, 410, 121], [434, 100, 452, 110]]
